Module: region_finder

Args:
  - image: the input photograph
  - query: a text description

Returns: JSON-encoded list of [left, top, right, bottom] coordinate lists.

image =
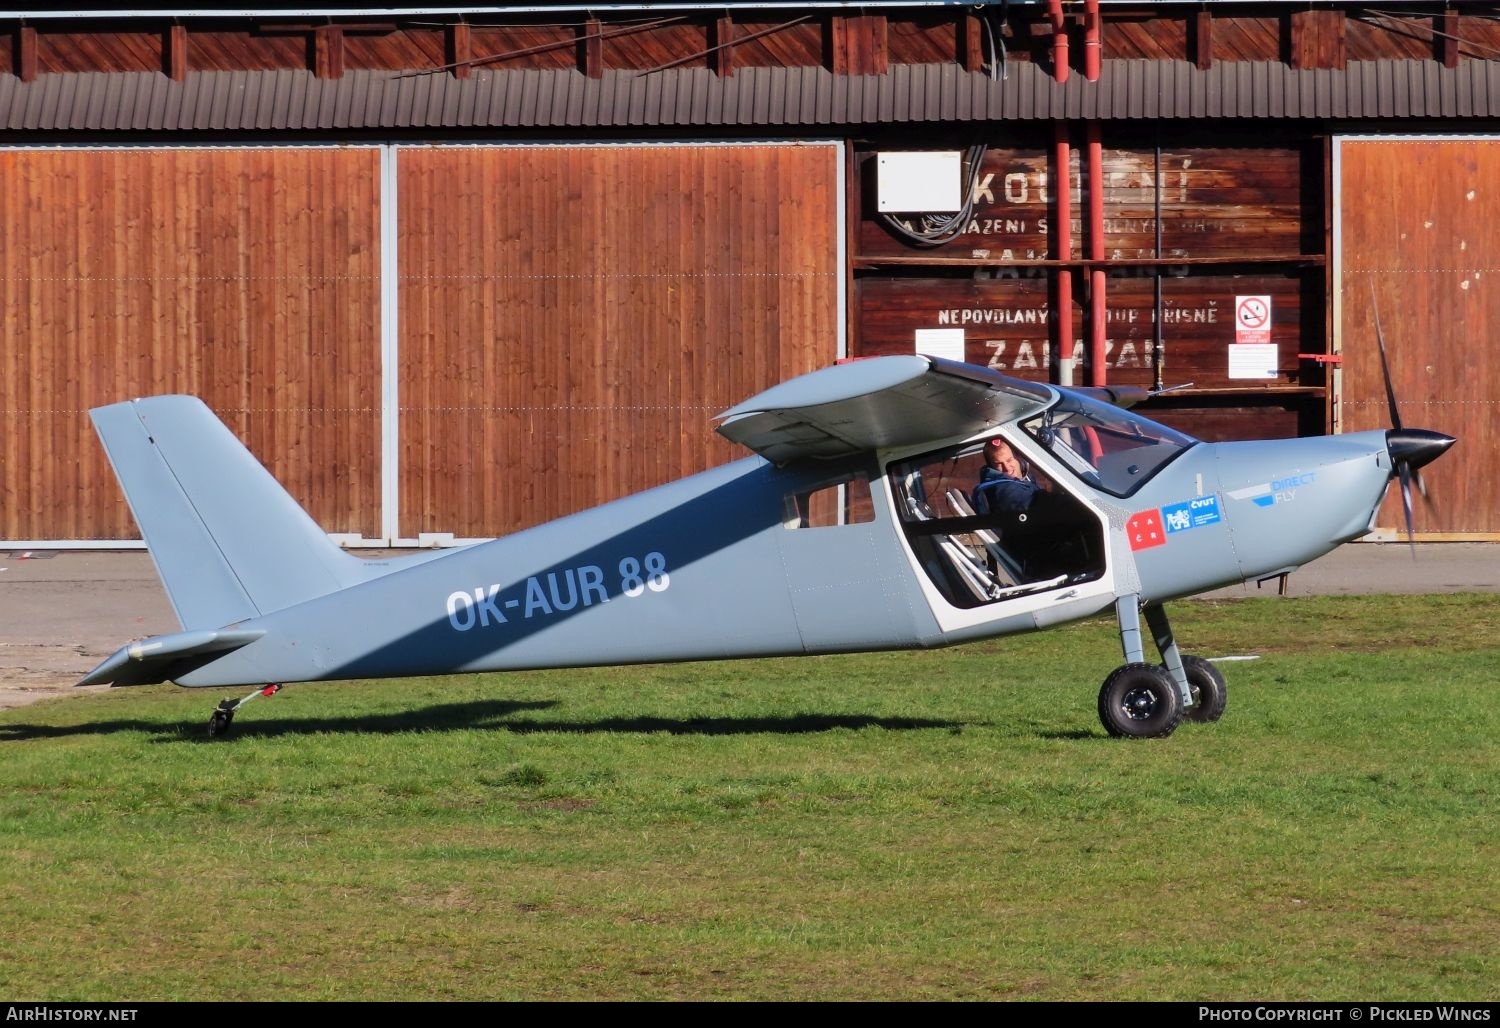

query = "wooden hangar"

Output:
[[1, 3, 1496, 542]]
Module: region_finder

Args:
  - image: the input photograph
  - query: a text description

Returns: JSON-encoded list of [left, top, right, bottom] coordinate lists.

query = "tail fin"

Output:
[[91, 397, 365, 629]]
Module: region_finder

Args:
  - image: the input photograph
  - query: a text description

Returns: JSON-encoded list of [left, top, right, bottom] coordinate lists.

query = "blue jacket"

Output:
[[972, 466, 1040, 514]]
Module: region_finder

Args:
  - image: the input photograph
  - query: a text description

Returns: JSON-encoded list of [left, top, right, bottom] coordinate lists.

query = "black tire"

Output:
[[1098, 663, 1183, 739], [1179, 654, 1227, 723], [207, 706, 234, 739]]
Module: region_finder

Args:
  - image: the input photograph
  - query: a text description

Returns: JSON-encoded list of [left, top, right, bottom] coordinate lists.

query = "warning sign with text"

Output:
[[1234, 295, 1272, 344]]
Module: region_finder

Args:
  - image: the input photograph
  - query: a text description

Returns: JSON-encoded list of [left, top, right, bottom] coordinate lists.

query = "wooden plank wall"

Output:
[[858, 145, 1317, 262], [859, 271, 1315, 392], [397, 144, 838, 539], [10, 8, 1500, 79], [1339, 139, 1500, 535], [0, 147, 382, 540], [854, 141, 1323, 432]]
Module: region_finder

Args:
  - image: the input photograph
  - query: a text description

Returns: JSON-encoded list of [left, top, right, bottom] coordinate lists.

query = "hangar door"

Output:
[[0, 147, 383, 543], [0, 142, 839, 545], [1337, 138, 1499, 538], [396, 143, 839, 541]]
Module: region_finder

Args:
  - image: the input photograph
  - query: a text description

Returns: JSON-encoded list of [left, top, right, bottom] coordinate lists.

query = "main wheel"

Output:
[[1098, 663, 1183, 739], [1179, 654, 1227, 723]]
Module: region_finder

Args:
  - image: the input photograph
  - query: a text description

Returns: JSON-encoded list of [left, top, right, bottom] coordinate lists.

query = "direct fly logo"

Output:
[[1228, 472, 1316, 508]]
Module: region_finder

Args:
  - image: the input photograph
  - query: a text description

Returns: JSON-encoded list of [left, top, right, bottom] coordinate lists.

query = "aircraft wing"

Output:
[[715, 356, 1054, 464]]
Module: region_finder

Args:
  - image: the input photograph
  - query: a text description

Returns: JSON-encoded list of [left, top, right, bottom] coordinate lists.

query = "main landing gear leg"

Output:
[[1143, 603, 1192, 707], [1145, 602, 1228, 724], [207, 684, 281, 739]]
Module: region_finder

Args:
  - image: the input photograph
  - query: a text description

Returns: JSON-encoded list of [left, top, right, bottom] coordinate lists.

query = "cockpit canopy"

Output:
[[1022, 390, 1198, 498]]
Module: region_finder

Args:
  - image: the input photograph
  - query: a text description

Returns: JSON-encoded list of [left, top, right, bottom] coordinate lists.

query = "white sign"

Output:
[[1234, 295, 1272, 344], [914, 328, 966, 363], [1228, 343, 1278, 380], [877, 151, 963, 213]]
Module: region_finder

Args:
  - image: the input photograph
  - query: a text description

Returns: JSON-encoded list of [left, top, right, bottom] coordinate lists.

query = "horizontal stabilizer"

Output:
[[78, 628, 265, 688]]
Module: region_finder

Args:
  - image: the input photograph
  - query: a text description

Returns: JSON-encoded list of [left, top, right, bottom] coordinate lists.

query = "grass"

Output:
[[1, 594, 1497, 1000]]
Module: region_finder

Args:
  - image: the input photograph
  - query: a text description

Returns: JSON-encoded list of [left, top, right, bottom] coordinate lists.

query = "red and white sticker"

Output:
[[1127, 509, 1167, 551], [1234, 295, 1272, 344]]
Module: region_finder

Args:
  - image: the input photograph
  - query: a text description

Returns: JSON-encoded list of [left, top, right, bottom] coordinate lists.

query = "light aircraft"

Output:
[[81, 354, 1453, 739]]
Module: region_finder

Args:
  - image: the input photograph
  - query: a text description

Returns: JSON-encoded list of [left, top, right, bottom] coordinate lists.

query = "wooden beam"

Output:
[[712, 14, 734, 78], [1322, 135, 1335, 430], [845, 143, 861, 357], [260, 21, 397, 33], [1193, 10, 1213, 70], [446, 21, 471, 79], [865, 14, 889, 76], [164, 24, 187, 81], [1439, 8, 1460, 69], [1289, 10, 1344, 71], [825, 12, 847, 74], [1288, 11, 1307, 70], [1325, 9, 1347, 71], [314, 25, 344, 79], [959, 10, 985, 73], [831, 13, 888, 76], [15, 25, 36, 83], [579, 17, 603, 79]]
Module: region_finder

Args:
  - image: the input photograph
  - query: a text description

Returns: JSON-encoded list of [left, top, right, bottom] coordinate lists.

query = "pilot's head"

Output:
[[985, 438, 1023, 478]]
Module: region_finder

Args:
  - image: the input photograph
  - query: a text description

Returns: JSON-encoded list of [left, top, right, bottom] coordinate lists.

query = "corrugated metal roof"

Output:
[[2, 59, 1498, 134]]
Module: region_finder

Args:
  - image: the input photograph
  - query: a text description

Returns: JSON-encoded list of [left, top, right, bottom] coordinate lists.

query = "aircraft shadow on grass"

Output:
[[0, 698, 554, 742], [0, 699, 965, 743]]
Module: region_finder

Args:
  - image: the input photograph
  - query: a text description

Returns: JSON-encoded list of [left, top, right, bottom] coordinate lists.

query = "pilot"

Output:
[[971, 439, 1041, 515]]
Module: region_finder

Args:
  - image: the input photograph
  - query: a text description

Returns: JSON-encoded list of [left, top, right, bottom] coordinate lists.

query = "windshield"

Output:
[[1021, 392, 1197, 497]]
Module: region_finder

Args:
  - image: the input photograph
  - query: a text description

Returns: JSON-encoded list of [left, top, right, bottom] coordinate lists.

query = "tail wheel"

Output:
[[1179, 654, 1227, 723], [207, 701, 235, 739], [1098, 663, 1183, 739]]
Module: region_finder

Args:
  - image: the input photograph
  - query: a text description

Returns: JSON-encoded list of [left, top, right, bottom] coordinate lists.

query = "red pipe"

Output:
[[1087, 119, 1106, 386], [1048, 0, 1069, 83], [1084, 1, 1106, 386], [1084, 0, 1102, 81], [1050, 0, 1071, 384], [1054, 123, 1073, 384]]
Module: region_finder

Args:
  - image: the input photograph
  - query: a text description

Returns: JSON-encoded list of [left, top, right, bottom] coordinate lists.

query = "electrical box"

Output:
[[876, 151, 962, 213]]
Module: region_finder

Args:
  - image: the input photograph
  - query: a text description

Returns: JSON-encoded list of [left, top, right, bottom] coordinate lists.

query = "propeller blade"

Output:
[[1371, 286, 1404, 433], [1370, 287, 1456, 548], [1397, 462, 1416, 558]]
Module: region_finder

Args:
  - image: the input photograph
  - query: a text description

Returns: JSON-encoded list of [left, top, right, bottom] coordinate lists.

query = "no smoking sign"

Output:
[[1235, 295, 1272, 343]]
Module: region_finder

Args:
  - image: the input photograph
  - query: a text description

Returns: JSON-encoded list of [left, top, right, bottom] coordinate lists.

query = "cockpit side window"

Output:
[[1021, 393, 1197, 498], [888, 440, 1105, 610], [783, 472, 875, 529]]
